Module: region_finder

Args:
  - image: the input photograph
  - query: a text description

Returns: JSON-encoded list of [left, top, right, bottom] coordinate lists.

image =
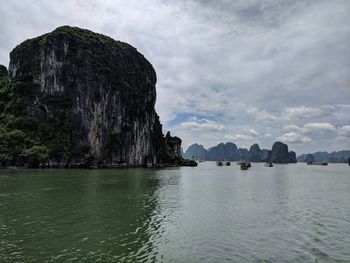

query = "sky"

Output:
[[0, 0, 349, 154]]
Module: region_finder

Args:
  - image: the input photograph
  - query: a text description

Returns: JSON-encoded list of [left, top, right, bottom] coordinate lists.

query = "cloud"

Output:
[[282, 122, 336, 135], [248, 128, 259, 136], [303, 122, 336, 133], [338, 125, 350, 138], [246, 106, 280, 123], [277, 122, 337, 145], [224, 134, 254, 141], [224, 133, 255, 148], [283, 124, 303, 131], [283, 106, 336, 120], [223, 127, 260, 148], [277, 132, 312, 144], [180, 119, 225, 131], [334, 125, 350, 149]]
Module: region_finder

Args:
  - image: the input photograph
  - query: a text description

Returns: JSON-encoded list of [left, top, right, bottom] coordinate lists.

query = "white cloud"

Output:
[[223, 127, 260, 148], [303, 122, 336, 133], [334, 125, 350, 150], [282, 122, 336, 135], [224, 134, 253, 141], [224, 133, 255, 148], [338, 125, 350, 138], [277, 132, 312, 144], [247, 128, 259, 136], [246, 106, 280, 123], [283, 124, 303, 131], [180, 119, 225, 131], [283, 106, 336, 120]]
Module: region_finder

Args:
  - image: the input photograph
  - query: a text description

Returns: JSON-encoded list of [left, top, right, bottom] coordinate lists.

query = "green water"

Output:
[[1, 163, 350, 262]]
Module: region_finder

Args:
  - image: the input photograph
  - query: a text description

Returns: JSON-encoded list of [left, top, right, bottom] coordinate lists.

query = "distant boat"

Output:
[[225, 161, 231, 166], [238, 160, 251, 170], [307, 162, 328, 166], [216, 161, 223, 166], [264, 162, 273, 167], [198, 160, 204, 162]]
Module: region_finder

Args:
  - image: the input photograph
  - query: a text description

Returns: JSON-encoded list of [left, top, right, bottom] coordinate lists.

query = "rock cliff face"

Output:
[[183, 143, 207, 160], [8, 26, 165, 167], [248, 143, 262, 162], [288, 151, 297, 163], [304, 154, 315, 163], [261, 149, 271, 162], [270, 142, 296, 163], [207, 142, 239, 161], [0, 65, 7, 76], [165, 132, 182, 157]]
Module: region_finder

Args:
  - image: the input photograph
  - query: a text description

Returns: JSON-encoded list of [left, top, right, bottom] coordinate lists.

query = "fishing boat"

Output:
[[264, 162, 273, 167], [307, 162, 328, 166], [225, 161, 231, 166], [216, 161, 223, 166], [239, 160, 251, 170]]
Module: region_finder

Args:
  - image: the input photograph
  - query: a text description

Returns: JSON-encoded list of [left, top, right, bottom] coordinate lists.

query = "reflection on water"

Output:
[[0, 163, 350, 262]]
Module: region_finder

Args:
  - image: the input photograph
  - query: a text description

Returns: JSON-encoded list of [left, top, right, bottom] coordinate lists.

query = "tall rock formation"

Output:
[[0, 65, 7, 76], [164, 132, 182, 157], [237, 148, 249, 160], [288, 151, 297, 163], [270, 142, 296, 163], [248, 143, 262, 162], [261, 149, 271, 162], [207, 142, 239, 161], [183, 143, 208, 160], [6, 26, 166, 167], [305, 154, 315, 163]]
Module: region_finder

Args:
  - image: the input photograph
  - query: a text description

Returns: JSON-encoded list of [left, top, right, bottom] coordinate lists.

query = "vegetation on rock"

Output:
[[0, 67, 78, 167]]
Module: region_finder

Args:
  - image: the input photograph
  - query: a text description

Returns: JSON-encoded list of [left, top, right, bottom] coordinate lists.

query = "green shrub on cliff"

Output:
[[0, 69, 75, 167]]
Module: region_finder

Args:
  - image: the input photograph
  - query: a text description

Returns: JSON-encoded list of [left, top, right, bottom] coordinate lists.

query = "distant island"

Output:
[[183, 141, 297, 163], [0, 26, 196, 168], [297, 151, 350, 163]]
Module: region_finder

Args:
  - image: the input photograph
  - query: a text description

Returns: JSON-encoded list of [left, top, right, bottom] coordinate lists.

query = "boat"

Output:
[[307, 162, 328, 166], [225, 161, 231, 166], [198, 160, 204, 162], [239, 160, 251, 170], [264, 162, 273, 167], [216, 161, 223, 166], [237, 160, 251, 166]]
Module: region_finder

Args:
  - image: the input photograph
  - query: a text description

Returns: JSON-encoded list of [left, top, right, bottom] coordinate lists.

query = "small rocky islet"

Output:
[[0, 26, 195, 168]]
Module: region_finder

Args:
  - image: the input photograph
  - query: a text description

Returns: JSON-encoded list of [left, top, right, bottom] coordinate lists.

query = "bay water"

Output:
[[1, 163, 349, 262]]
